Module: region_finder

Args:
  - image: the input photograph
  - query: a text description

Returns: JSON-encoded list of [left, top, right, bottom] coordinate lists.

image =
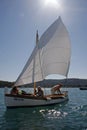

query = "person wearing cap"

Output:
[[36, 86, 44, 97]]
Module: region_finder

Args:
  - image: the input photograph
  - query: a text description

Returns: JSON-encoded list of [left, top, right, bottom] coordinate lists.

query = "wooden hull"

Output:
[[5, 92, 68, 108]]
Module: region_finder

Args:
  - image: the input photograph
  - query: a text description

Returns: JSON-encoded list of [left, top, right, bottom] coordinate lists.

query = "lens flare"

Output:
[[44, 0, 61, 9]]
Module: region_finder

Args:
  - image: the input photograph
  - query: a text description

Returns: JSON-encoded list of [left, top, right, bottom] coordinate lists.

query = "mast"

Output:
[[34, 30, 39, 95]]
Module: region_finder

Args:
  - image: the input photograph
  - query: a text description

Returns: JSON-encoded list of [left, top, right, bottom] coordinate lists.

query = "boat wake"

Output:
[[39, 109, 68, 119]]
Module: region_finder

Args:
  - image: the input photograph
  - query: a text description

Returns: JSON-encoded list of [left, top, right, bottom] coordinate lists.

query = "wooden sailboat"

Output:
[[5, 16, 71, 108]]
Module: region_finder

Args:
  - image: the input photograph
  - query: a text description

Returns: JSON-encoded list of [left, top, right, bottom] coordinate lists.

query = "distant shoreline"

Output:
[[0, 78, 87, 88], [0, 80, 14, 88]]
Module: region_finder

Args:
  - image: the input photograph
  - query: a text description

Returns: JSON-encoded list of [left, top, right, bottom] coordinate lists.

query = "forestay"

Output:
[[15, 16, 71, 86]]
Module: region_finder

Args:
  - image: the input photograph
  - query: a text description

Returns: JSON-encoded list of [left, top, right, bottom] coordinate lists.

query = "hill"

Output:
[[0, 78, 87, 88], [23, 78, 87, 88], [0, 80, 14, 88]]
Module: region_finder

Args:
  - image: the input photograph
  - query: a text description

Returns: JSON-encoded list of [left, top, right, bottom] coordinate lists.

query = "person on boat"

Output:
[[10, 86, 19, 95], [51, 83, 62, 94], [36, 86, 44, 97]]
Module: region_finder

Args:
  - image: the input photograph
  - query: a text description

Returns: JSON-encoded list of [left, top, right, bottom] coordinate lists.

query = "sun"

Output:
[[44, 0, 61, 9]]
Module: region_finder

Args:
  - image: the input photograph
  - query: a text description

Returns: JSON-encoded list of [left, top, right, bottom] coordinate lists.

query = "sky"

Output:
[[0, 0, 87, 82]]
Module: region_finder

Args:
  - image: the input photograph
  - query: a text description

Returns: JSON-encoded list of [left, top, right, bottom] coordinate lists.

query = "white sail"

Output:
[[15, 16, 71, 86]]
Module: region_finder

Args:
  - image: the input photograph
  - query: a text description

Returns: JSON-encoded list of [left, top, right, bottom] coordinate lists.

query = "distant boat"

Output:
[[5, 16, 71, 108], [80, 87, 87, 90]]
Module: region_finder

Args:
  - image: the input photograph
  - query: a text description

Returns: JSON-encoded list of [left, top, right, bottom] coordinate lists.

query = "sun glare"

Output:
[[44, 0, 61, 9]]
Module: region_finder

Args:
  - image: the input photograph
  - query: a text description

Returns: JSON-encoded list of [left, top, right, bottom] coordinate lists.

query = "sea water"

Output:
[[0, 88, 87, 130]]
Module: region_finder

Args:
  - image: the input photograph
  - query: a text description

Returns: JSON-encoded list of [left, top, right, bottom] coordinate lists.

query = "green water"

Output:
[[0, 88, 87, 130]]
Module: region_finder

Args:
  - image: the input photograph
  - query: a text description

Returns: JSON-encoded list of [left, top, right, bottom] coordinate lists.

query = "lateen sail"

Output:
[[15, 16, 71, 86]]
